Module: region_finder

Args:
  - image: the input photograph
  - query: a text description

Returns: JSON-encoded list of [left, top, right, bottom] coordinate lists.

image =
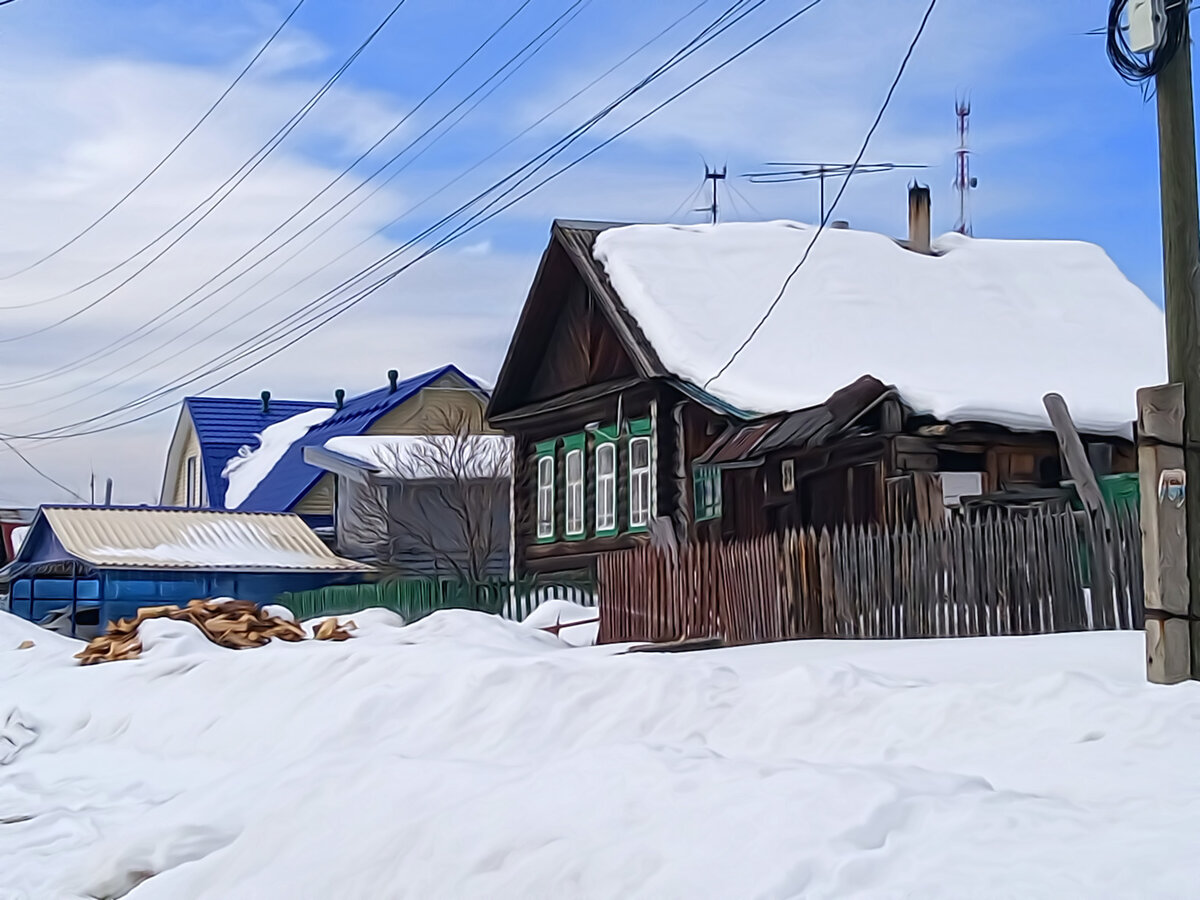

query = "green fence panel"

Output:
[[278, 574, 596, 624]]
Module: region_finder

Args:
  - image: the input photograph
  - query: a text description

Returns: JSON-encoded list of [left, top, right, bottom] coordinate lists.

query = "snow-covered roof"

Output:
[[592, 221, 1166, 436], [323, 434, 513, 479], [223, 407, 335, 509], [21, 506, 371, 572], [233, 365, 486, 512], [182, 396, 333, 509]]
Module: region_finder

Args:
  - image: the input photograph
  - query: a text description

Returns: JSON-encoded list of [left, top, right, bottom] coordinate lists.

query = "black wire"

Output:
[[21, 0, 708, 418], [1107, 0, 1188, 85], [706, 0, 938, 390], [0, 436, 86, 501], [0, 0, 411, 338], [667, 178, 708, 221], [7, 0, 807, 441], [21, 0, 762, 438], [0, 0, 548, 397], [0, 0, 309, 286]]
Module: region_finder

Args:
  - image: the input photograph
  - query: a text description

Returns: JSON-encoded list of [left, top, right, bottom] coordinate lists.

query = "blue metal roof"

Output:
[[236, 365, 482, 513], [185, 396, 333, 509]]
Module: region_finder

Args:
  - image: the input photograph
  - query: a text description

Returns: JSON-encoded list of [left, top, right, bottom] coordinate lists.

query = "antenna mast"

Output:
[[954, 99, 976, 235], [699, 165, 727, 224]]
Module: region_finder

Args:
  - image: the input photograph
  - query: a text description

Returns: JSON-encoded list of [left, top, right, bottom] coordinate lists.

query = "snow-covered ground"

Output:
[[2, 610, 1198, 899]]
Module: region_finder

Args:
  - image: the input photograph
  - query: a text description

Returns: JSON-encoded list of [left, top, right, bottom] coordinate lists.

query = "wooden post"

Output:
[[1044, 393, 1115, 629], [1139, 384, 1192, 682], [1153, 22, 1200, 681]]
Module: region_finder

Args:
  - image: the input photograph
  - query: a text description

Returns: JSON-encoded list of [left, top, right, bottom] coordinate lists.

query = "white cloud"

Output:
[[0, 0, 1151, 506]]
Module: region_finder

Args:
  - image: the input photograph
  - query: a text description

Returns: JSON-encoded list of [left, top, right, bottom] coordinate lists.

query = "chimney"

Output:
[[387, 369, 399, 394], [260, 390, 271, 414], [335, 388, 345, 410], [907, 183, 931, 254]]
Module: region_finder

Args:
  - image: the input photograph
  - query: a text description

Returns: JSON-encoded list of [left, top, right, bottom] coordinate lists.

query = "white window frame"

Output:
[[595, 442, 617, 534], [629, 436, 652, 529], [565, 448, 585, 537], [536, 455, 555, 540], [185, 457, 197, 508]]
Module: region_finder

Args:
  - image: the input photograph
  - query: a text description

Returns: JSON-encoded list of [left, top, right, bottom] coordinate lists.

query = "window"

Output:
[[536, 454, 555, 541], [565, 447, 585, 538], [694, 466, 723, 521], [595, 442, 617, 535], [185, 457, 197, 508], [629, 436, 652, 529]]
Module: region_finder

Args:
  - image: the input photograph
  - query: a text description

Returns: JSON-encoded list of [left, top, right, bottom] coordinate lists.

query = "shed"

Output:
[[5, 506, 372, 630]]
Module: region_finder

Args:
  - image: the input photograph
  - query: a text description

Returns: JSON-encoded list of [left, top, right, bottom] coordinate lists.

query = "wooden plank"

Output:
[[1044, 393, 1108, 518], [1140, 442, 1188, 616], [1138, 383, 1185, 445], [819, 529, 835, 638], [1146, 617, 1191, 684]]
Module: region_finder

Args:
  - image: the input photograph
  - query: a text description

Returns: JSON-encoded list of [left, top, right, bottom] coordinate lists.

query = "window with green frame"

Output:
[[534, 439, 556, 542], [562, 433, 586, 540], [594, 439, 618, 537], [694, 466, 722, 521]]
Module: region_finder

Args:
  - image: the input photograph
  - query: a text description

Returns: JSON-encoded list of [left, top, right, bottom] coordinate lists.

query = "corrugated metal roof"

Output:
[[237, 365, 485, 513], [696, 421, 780, 466], [185, 396, 333, 508], [33, 506, 372, 572]]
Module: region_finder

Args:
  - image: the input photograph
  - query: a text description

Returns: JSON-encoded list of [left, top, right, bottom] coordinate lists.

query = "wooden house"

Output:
[[487, 191, 1166, 576], [160, 365, 490, 531]]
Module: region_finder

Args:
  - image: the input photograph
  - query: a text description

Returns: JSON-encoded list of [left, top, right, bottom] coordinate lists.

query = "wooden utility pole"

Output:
[[1155, 18, 1200, 678]]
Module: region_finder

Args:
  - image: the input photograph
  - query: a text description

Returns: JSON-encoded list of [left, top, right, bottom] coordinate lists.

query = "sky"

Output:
[[0, 0, 1173, 505]]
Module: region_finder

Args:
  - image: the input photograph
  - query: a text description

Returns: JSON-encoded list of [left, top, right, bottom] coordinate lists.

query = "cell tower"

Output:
[[953, 99, 977, 235]]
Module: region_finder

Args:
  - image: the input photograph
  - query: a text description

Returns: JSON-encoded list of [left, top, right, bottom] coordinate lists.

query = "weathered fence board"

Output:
[[597, 506, 1144, 645]]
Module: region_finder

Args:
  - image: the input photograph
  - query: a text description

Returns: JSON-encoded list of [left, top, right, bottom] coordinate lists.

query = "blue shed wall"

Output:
[[9, 569, 362, 630]]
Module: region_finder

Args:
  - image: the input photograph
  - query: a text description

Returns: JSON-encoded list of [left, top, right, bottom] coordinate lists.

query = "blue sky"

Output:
[[0, 0, 1176, 502]]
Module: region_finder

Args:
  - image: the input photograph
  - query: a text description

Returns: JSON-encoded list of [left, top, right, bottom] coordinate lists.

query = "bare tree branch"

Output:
[[345, 406, 512, 583]]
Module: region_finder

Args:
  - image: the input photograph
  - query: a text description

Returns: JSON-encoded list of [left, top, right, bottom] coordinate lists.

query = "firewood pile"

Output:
[[75, 599, 355, 665]]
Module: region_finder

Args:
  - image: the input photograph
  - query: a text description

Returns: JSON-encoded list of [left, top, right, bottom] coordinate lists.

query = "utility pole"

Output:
[[1155, 16, 1200, 676], [701, 166, 726, 224]]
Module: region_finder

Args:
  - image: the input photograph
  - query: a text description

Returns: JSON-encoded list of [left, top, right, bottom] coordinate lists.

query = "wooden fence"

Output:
[[598, 505, 1143, 645]]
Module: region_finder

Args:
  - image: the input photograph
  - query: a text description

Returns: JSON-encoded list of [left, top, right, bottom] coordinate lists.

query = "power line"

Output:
[[0, 0, 309, 285], [5, 0, 818, 442], [0, 0, 712, 435], [14, 0, 710, 419], [705, 0, 938, 389], [0, 436, 86, 501], [0, 0, 412, 338], [0, 0, 553, 403]]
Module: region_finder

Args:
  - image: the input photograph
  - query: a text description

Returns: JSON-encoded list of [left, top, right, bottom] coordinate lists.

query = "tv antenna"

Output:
[[696, 165, 727, 224], [743, 161, 928, 223]]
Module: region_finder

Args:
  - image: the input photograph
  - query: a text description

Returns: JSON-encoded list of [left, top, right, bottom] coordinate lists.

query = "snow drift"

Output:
[[2, 609, 1199, 898]]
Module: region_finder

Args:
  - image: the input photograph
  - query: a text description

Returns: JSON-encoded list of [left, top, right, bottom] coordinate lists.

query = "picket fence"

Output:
[[598, 505, 1143, 645]]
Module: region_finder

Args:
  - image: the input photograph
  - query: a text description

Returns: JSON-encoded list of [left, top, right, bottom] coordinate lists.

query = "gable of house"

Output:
[[489, 222, 666, 422], [161, 396, 331, 509]]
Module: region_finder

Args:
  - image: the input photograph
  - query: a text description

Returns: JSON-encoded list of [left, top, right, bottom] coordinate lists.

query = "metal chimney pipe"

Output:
[[908, 183, 931, 254]]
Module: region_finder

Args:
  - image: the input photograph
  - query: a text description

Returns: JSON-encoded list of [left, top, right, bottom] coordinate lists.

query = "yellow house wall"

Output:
[[168, 418, 206, 507], [291, 375, 494, 515]]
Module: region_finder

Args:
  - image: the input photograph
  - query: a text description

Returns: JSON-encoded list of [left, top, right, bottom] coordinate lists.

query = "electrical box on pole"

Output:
[[1128, 0, 1167, 54]]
